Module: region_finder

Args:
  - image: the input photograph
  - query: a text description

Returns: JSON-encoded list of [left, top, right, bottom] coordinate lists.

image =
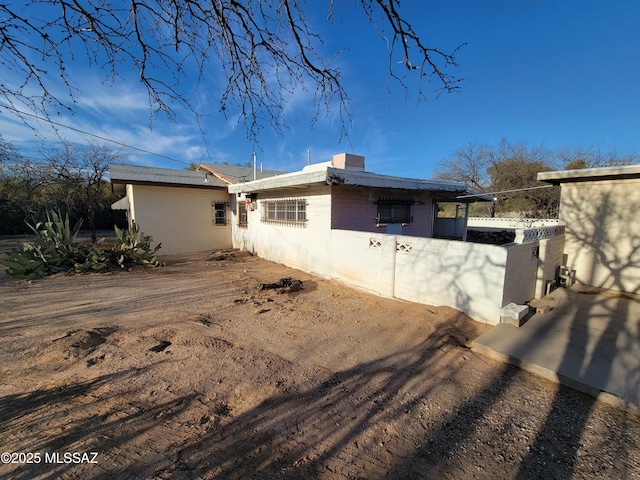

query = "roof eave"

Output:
[[538, 164, 640, 184]]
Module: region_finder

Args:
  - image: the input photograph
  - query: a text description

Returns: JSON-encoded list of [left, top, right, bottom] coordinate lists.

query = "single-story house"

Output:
[[110, 163, 286, 255], [227, 154, 566, 324], [539, 164, 640, 293], [110, 154, 566, 323], [227, 152, 492, 257]]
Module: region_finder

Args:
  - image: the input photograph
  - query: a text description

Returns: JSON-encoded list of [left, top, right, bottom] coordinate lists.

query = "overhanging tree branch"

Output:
[[0, 1, 465, 142]]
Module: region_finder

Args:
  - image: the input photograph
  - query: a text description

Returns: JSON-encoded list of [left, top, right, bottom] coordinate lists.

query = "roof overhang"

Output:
[[109, 164, 228, 189], [227, 166, 492, 202], [538, 164, 640, 185]]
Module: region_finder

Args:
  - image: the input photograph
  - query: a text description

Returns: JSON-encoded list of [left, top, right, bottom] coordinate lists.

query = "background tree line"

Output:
[[0, 137, 126, 238], [1, 136, 637, 238], [434, 139, 637, 218]]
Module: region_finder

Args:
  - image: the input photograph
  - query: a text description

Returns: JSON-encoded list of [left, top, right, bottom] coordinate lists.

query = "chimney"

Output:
[[332, 153, 365, 171]]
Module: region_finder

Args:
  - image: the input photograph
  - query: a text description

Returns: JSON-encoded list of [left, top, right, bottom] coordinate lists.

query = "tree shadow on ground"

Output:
[[1, 318, 637, 480]]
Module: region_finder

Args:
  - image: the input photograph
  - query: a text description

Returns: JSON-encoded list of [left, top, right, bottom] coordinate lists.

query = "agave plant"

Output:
[[28, 210, 84, 248], [1, 211, 162, 279], [111, 221, 161, 268], [2, 210, 83, 279]]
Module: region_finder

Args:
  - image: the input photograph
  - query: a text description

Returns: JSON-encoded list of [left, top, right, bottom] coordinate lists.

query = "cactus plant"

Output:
[[1, 210, 162, 279]]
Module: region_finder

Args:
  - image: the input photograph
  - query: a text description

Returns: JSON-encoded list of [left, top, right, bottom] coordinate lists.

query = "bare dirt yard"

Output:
[[1, 240, 639, 479]]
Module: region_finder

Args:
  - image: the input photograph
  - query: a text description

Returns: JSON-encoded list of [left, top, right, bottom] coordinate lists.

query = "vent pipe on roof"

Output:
[[253, 152, 257, 181]]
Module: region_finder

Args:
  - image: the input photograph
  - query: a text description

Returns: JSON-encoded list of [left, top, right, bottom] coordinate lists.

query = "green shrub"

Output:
[[111, 222, 162, 269], [1, 210, 162, 279]]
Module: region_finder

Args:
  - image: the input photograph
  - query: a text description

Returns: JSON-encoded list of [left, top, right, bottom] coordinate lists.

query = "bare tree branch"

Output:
[[0, 1, 465, 142]]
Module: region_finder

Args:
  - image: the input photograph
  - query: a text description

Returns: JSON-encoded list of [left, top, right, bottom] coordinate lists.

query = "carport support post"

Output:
[[462, 203, 469, 242]]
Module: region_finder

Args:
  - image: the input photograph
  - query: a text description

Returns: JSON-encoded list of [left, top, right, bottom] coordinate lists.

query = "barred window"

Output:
[[238, 202, 248, 227], [263, 199, 307, 225], [375, 199, 413, 225], [213, 203, 227, 226]]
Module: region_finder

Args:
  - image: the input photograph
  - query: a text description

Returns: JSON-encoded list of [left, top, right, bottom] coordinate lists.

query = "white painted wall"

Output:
[[392, 235, 510, 322], [468, 217, 559, 229], [536, 235, 566, 297], [232, 185, 333, 273], [129, 184, 232, 255], [230, 187, 565, 323], [326, 230, 396, 297]]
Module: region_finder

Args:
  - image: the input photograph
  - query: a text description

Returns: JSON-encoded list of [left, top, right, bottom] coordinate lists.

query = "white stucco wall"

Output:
[[535, 235, 566, 297], [232, 185, 333, 273], [559, 178, 640, 293], [392, 236, 510, 322], [326, 230, 397, 298], [128, 184, 232, 255], [230, 185, 564, 323], [233, 196, 545, 323]]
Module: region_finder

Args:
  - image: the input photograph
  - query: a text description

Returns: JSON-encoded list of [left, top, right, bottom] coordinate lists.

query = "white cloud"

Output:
[[76, 82, 150, 113]]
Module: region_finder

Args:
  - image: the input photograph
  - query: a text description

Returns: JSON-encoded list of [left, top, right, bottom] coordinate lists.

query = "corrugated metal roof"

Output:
[[109, 164, 227, 188], [198, 163, 287, 183]]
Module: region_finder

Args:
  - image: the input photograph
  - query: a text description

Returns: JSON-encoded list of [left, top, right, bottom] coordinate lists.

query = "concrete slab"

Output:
[[472, 285, 640, 414]]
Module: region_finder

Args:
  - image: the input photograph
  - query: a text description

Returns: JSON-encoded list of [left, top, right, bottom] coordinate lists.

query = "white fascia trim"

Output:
[[227, 168, 329, 193]]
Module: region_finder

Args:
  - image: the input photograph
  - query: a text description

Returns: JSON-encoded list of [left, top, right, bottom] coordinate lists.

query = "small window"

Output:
[[213, 203, 227, 226], [262, 199, 307, 225], [375, 199, 413, 225], [238, 202, 248, 228]]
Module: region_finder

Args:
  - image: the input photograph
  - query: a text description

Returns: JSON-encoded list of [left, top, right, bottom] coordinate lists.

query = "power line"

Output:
[[455, 184, 557, 199], [0, 105, 195, 167]]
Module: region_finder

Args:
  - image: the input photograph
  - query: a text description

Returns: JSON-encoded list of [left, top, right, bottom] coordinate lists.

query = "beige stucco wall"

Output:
[[128, 184, 232, 255], [559, 178, 640, 293]]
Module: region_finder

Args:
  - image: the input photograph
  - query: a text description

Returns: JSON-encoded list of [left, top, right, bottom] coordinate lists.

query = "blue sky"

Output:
[[1, 1, 638, 178]]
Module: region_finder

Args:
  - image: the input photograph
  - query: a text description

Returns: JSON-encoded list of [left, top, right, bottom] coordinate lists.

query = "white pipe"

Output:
[[253, 152, 257, 181]]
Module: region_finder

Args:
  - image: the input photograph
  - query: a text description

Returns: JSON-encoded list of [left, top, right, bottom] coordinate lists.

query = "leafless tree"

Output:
[[557, 146, 637, 170], [38, 141, 127, 242], [434, 139, 559, 217], [433, 141, 494, 192], [0, 1, 464, 141]]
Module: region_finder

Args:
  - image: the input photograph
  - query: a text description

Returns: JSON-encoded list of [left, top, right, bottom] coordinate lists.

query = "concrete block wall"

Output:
[[130, 185, 232, 255], [392, 236, 509, 323], [502, 242, 539, 306], [468, 217, 559, 229], [536, 235, 566, 297], [327, 230, 396, 297], [231, 190, 556, 324]]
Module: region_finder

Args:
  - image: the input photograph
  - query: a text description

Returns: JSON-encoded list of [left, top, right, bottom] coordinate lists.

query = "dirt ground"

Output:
[[1, 239, 639, 479]]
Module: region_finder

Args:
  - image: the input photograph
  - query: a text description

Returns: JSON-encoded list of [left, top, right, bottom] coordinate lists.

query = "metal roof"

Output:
[[228, 164, 492, 202], [198, 163, 288, 184], [109, 164, 227, 188], [538, 164, 640, 185]]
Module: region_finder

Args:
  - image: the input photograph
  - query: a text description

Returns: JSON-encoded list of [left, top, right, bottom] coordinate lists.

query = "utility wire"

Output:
[[456, 184, 557, 199], [0, 105, 195, 167]]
